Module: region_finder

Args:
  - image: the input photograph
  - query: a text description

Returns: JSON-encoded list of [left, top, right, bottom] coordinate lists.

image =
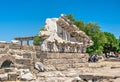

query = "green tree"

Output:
[[74, 20, 85, 31], [33, 36, 43, 46], [66, 14, 75, 22], [33, 27, 45, 46], [117, 37, 120, 53], [67, 14, 107, 55], [103, 32, 119, 57], [85, 23, 107, 54]]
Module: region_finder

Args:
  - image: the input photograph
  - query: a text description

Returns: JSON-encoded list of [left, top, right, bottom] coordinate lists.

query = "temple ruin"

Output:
[[0, 15, 95, 81], [39, 14, 93, 53]]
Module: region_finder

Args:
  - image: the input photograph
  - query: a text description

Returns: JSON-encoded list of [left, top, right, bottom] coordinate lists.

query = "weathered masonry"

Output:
[[0, 14, 93, 81], [39, 14, 93, 53]]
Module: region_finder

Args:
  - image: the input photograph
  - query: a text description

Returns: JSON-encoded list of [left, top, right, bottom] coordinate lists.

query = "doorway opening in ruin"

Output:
[[1, 60, 14, 68]]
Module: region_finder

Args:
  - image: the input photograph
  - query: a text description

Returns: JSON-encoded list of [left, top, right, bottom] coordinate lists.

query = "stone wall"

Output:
[[0, 43, 89, 81], [0, 43, 40, 51], [0, 43, 88, 71], [37, 52, 88, 71], [0, 43, 38, 69]]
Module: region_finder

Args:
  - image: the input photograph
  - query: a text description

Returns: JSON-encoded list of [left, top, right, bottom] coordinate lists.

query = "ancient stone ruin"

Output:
[[2, 15, 116, 82], [39, 14, 93, 53]]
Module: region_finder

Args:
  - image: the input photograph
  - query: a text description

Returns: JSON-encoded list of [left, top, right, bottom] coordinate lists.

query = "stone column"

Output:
[[82, 46, 86, 53], [20, 41, 23, 46], [50, 43, 52, 52], [27, 40, 29, 45]]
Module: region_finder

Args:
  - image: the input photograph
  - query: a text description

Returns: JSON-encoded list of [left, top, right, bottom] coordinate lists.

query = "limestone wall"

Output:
[[0, 43, 37, 69], [37, 52, 88, 71], [0, 43, 40, 49], [0, 43, 90, 81], [0, 43, 88, 71]]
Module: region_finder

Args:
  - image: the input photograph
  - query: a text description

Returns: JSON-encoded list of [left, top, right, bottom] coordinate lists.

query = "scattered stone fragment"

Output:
[[0, 73, 8, 81], [35, 62, 45, 72]]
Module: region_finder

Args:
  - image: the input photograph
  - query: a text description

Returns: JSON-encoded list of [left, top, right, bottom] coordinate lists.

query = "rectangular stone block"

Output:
[[4, 68, 15, 73], [18, 66, 32, 71], [47, 53, 60, 59], [16, 58, 32, 66], [22, 46, 34, 50], [9, 44, 21, 49], [8, 72, 18, 81], [0, 44, 5, 48], [37, 52, 47, 62], [59, 53, 69, 59], [41, 53, 89, 69], [77, 58, 88, 63], [23, 53, 32, 58], [44, 59, 70, 65], [0, 69, 4, 74], [0, 73, 8, 81], [55, 64, 68, 71], [68, 59, 78, 64], [62, 53, 74, 59], [75, 53, 84, 58], [72, 63, 86, 68]]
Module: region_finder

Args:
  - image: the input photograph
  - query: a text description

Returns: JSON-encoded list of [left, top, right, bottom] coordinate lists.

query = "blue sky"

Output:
[[0, 0, 120, 42]]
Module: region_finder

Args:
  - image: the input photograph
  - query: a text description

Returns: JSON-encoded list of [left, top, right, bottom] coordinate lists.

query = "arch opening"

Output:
[[1, 60, 14, 68]]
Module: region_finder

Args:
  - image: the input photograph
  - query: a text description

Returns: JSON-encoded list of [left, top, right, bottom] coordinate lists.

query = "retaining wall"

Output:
[[37, 52, 89, 71]]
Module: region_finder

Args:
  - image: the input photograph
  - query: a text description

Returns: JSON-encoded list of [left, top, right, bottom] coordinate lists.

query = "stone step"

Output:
[[79, 73, 116, 81], [105, 58, 120, 62]]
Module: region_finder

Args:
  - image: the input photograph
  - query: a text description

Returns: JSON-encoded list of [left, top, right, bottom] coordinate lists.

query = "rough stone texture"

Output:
[[0, 69, 5, 74], [0, 44, 120, 82], [9, 44, 21, 49], [35, 62, 45, 72], [44, 65, 56, 71], [4, 68, 16, 73], [0, 43, 88, 72], [39, 15, 93, 52], [8, 72, 18, 81], [0, 54, 15, 68], [0, 73, 8, 81], [0, 43, 89, 82], [0, 15, 120, 82], [23, 52, 32, 58], [35, 61, 120, 82], [16, 58, 32, 66], [19, 69, 35, 81], [41, 53, 88, 71]]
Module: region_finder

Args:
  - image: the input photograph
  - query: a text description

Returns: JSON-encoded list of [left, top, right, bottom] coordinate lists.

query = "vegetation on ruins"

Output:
[[33, 36, 43, 46], [33, 28, 44, 46], [66, 14, 120, 55]]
